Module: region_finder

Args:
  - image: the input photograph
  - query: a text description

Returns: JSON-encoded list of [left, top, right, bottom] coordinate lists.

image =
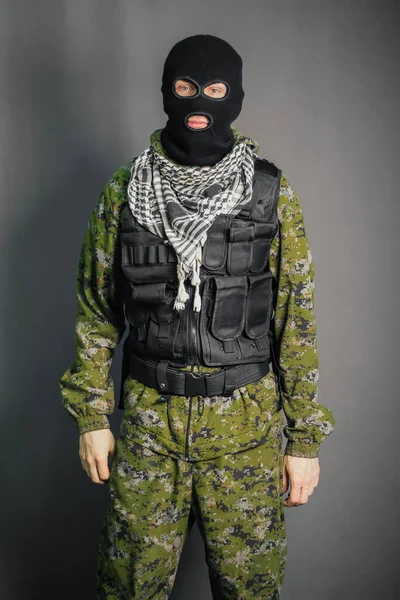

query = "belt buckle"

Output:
[[190, 370, 203, 378], [185, 369, 207, 396]]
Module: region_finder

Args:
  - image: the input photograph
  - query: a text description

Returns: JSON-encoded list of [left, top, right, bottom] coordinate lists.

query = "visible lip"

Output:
[[186, 114, 210, 130], [187, 115, 209, 123]]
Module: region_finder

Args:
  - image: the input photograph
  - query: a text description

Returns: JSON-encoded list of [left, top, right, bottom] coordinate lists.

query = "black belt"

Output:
[[129, 353, 271, 397]]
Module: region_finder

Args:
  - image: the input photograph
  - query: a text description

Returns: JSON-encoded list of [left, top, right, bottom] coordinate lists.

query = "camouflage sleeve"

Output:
[[269, 173, 336, 458], [59, 168, 129, 435]]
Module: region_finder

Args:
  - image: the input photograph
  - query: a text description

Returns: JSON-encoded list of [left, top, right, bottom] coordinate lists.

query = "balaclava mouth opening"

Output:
[[160, 34, 245, 167]]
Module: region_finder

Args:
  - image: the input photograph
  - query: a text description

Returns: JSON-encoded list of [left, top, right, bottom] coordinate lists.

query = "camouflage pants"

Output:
[[97, 370, 287, 599]]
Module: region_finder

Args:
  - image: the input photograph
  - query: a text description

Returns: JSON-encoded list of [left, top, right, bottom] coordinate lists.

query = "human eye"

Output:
[[204, 83, 227, 98], [175, 80, 197, 96]]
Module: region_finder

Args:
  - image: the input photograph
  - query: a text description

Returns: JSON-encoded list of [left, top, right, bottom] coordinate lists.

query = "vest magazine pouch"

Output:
[[126, 290, 181, 361], [245, 271, 274, 339], [131, 282, 176, 305], [200, 273, 275, 366], [226, 220, 254, 275], [147, 284, 179, 353], [199, 274, 248, 366], [202, 215, 230, 272], [147, 302, 180, 359], [250, 222, 277, 273], [211, 275, 247, 340]]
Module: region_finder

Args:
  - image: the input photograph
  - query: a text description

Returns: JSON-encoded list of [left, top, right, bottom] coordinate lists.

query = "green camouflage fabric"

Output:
[[59, 127, 335, 458], [97, 411, 286, 599]]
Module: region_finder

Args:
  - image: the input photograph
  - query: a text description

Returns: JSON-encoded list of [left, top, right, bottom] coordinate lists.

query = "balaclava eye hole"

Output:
[[201, 81, 230, 100], [173, 78, 230, 101], [161, 34, 244, 167], [173, 78, 200, 98]]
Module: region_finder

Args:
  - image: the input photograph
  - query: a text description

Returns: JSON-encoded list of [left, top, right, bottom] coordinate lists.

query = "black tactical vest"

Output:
[[118, 156, 282, 408]]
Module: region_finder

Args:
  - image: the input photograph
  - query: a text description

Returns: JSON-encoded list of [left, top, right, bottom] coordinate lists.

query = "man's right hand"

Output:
[[79, 428, 116, 484]]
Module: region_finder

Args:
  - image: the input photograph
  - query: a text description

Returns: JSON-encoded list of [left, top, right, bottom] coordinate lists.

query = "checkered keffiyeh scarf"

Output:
[[127, 130, 258, 312]]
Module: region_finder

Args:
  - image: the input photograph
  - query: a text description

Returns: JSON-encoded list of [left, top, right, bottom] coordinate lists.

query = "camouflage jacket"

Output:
[[59, 128, 335, 458]]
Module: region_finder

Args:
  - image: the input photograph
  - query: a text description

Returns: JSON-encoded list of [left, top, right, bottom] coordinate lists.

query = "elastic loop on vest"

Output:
[[133, 246, 146, 263]]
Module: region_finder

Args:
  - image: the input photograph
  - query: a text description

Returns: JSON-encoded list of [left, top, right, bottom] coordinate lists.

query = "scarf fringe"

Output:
[[173, 247, 203, 312], [174, 263, 190, 311]]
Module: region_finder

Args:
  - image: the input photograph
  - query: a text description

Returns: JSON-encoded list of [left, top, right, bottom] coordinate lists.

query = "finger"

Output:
[[282, 464, 289, 493], [289, 484, 301, 505], [88, 460, 104, 484], [304, 485, 314, 497], [97, 456, 111, 481], [298, 486, 313, 504], [283, 485, 301, 507], [283, 496, 298, 507]]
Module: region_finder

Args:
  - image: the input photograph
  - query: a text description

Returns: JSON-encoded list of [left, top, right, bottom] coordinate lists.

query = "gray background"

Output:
[[1, 1, 399, 598]]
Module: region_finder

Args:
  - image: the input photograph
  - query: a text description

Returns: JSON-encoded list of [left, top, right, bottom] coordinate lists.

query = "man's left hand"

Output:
[[282, 455, 320, 507]]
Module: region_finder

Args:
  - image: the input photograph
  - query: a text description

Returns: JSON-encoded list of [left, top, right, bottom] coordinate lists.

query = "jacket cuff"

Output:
[[76, 414, 111, 435], [284, 440, 320, 458]]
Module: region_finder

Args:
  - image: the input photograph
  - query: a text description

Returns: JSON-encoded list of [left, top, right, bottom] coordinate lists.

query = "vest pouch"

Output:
[[199, 275, 248, 365], [126, 282, 181, 361], [226, 220, 254, 275], [231, 270, 274, 363], [131, 282, 176, 305], [145, 283, 180, 359], [202, 215, 230, 272], [211, 275, 247, 340], [146, 308, 180, 359], [245, 271, 274, 339], [249, 223, 277, 273], [131, 281, 177, 338]]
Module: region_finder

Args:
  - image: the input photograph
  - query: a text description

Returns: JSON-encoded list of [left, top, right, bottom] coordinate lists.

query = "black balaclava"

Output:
[[160, 34, 245, 166]]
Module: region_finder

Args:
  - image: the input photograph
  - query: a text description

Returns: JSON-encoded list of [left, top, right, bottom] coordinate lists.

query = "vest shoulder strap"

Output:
[[254, 156, 281, 178], [237, 157, 282, 219]]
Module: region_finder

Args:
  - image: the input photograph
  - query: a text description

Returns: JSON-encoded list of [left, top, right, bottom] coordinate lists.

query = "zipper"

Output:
[[184, 288, 200, 459], [193, 308, 200, 363], [187, 286, 193, 364], [178, 284, 199, 365], [187, 285, 201, 364], [181, 297, 189, 364]]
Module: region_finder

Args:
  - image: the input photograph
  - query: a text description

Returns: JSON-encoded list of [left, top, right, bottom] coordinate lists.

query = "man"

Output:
[[60, 34, 335, 600]]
